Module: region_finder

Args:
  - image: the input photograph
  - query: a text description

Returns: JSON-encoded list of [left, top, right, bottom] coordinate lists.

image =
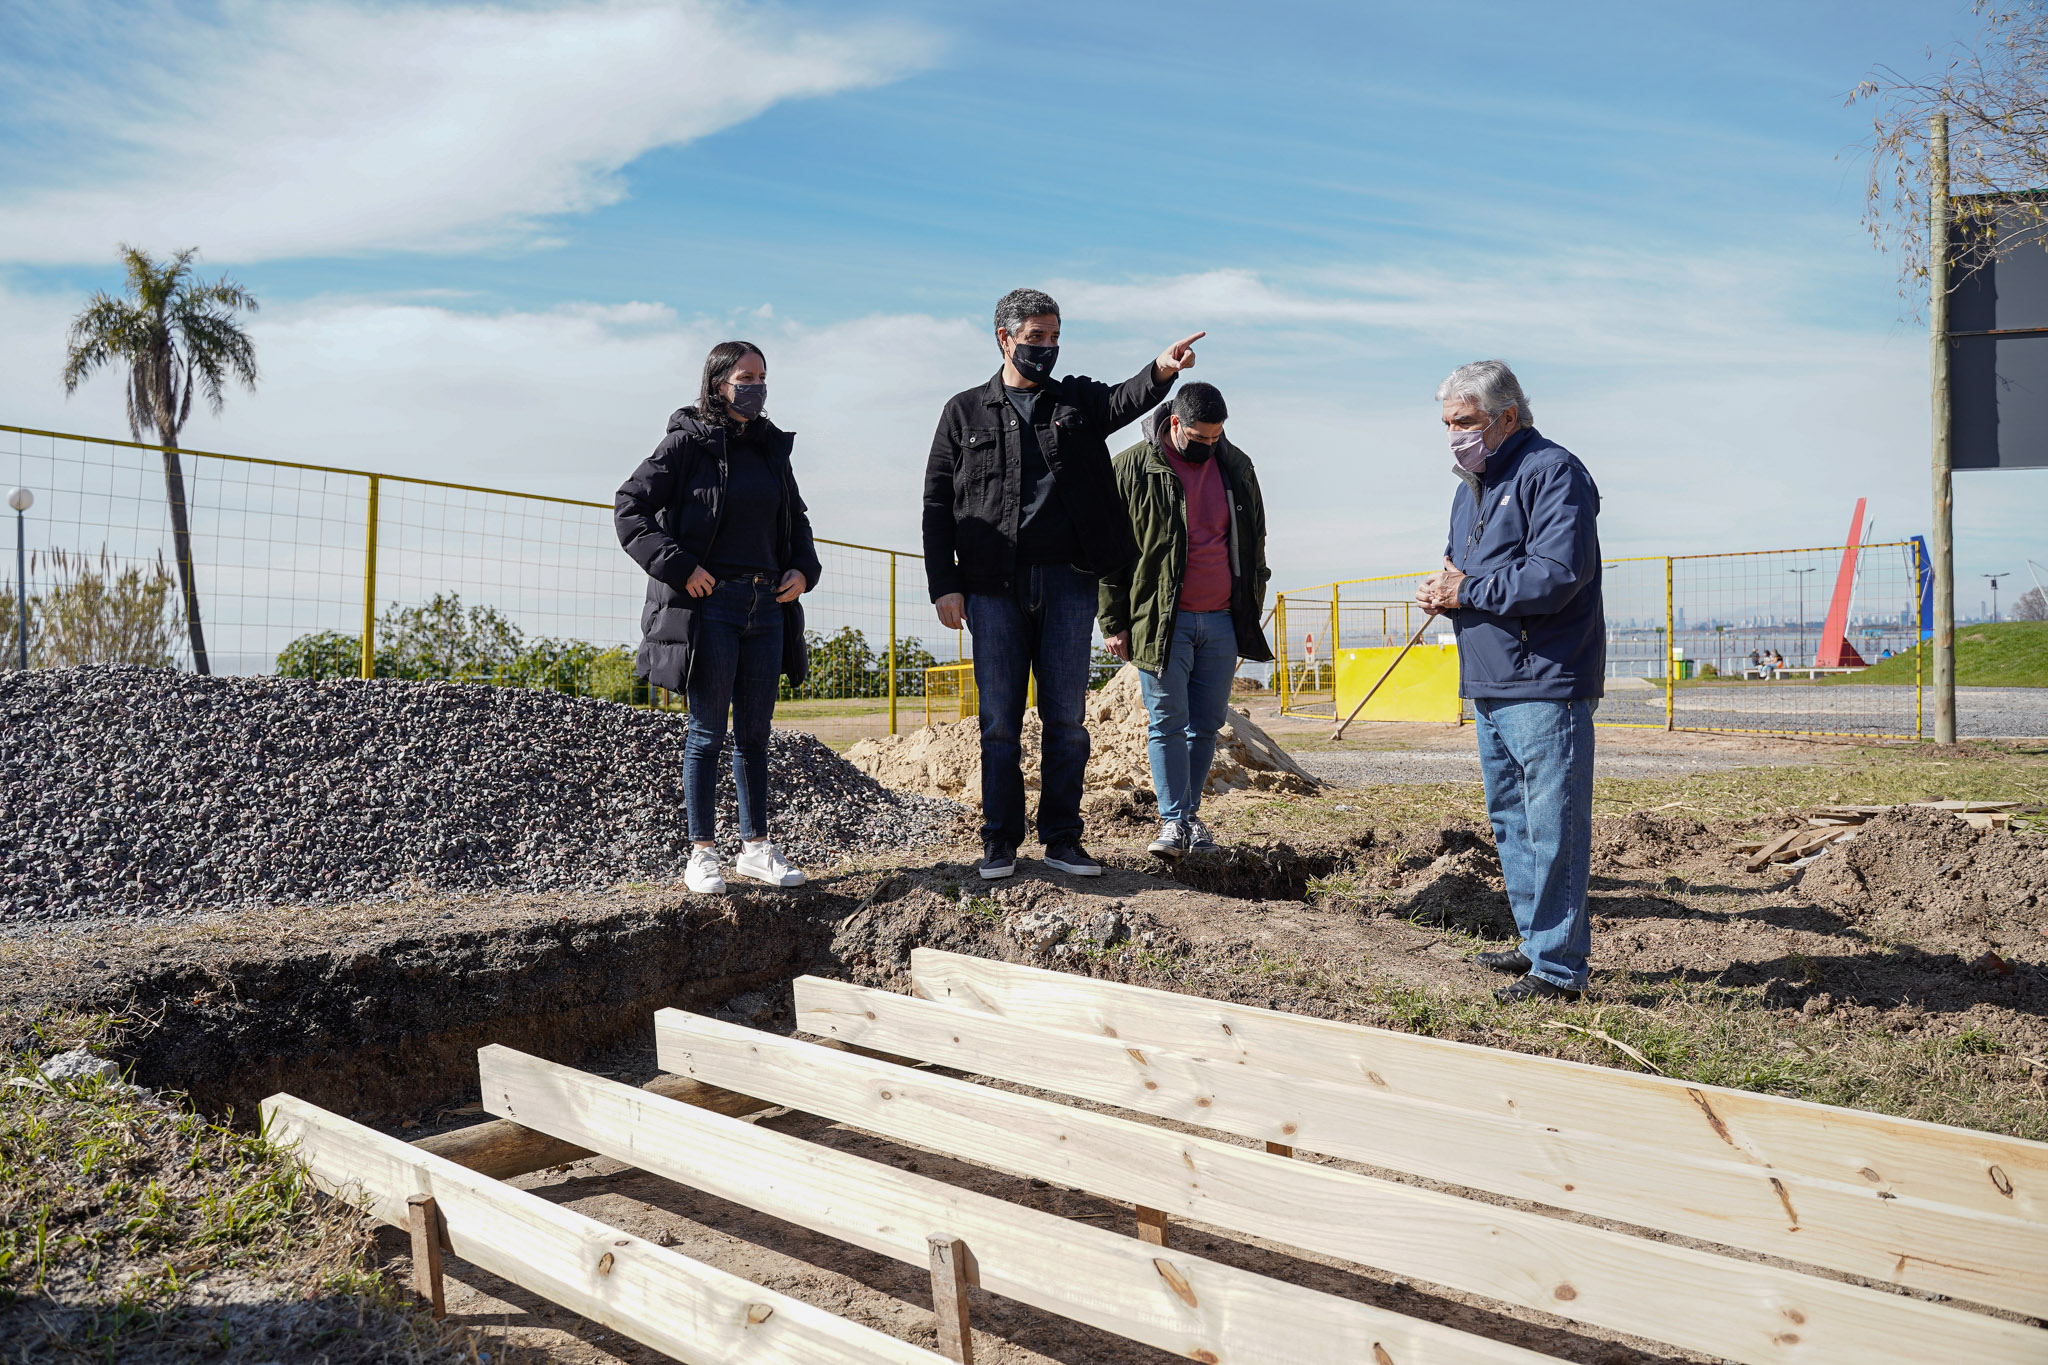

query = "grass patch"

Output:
[[1587, 742, 2048, 823], [1819, 620, 2048, 688], [0, 1009, 486, 1362]]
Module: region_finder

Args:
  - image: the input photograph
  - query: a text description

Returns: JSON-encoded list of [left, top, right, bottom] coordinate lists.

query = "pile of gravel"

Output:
[[0, 667, 966, 923]]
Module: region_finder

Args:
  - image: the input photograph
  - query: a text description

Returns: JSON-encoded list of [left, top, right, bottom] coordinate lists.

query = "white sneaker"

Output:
[[735, 841, 805, 888], [685, 847, 726, 894]]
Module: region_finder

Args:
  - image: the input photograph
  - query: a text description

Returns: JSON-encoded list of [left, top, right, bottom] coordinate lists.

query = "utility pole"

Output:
[[1929, 111, 1958, 743], [1789, 568, 1816, 667], [1984, 572, 2008, 621]]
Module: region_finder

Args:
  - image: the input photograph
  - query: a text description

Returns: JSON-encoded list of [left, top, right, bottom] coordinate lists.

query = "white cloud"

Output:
[[0, 1, 936, 262]]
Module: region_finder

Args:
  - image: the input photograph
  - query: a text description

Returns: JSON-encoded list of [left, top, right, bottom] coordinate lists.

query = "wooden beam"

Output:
[[260, 1093, 949, 1365], [406, 1193, 446, 1319], [910, 949, 2048, 1224], [926, 1236, 974, 1364], [663, 1007, 2048, 1365], [797, 974, 2048, 1323], [477, 1044, 1551, 1365], [1134, 1205, 1169, 1247]]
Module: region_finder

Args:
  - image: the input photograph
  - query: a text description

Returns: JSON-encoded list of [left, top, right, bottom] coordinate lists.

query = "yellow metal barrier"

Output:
[[0, 423, 950, 741]]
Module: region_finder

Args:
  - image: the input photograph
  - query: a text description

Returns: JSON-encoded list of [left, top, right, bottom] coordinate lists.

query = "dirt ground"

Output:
[[5, 730, 2045, 1364]]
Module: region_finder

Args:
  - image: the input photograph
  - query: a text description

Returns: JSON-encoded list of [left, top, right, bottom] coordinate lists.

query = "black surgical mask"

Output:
[[727, 382, 767, 418], [1009, 342, 1058, 382], [1177, 431, 1217, 463]]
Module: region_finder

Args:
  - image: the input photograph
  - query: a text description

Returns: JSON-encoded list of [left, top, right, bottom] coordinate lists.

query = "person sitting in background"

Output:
[[615, 340, 821, 896], [1099, 381, 1274, 859]]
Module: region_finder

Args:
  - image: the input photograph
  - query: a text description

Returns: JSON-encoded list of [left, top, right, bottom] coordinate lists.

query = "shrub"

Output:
[[26, 549, 180, 668]]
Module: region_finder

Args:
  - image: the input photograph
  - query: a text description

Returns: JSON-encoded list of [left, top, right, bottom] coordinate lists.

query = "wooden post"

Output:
[[407, 1192, 447, 1319], [926, 1234, 974, 1364], [1929, 110, 1958, 745], [1134, 1205, 1169, 1247]]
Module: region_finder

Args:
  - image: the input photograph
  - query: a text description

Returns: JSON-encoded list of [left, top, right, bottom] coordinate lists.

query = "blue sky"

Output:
[[2, 0, 2042, 617]]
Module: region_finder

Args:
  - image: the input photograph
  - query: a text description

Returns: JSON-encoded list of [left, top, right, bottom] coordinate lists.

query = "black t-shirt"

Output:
[[1007, 385, 1080, 565], [704, 424, 784, 577]]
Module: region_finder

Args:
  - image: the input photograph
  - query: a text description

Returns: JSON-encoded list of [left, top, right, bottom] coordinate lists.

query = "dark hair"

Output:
[[696, 340, 766, 428], [1173, 382, 1228, 425], [993, 288, 1060, 342]]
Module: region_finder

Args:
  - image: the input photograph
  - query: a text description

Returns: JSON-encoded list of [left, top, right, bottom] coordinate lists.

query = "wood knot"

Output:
[[1782, 1308, 1806, 1324], [1772, 1333, 1800, 1346], [1191, 1353, 1221, 1365], [1194, 1096, 1213, 1108], [1365, 1070, 1388, 1088], [1859, 1167, 1882, 1183], [596, 1252, 615, 1277], [1553, 1283, 1577, 1301], [1281, 1122, 1298, 1136], [1153, 1259, 1198, 1308], [1372, 1345, 1395, 1365], [1989, 1164, 2014, 1198], [746, 1303, 775, 1325]]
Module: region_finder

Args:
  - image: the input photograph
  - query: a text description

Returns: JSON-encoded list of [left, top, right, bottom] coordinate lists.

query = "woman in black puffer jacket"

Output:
[[615, 340, 822, 895]]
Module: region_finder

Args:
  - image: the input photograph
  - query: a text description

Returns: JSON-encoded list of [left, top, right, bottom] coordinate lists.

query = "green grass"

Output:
[[1820, 620, 2048, 688], [0, 1010, 482, 1360]]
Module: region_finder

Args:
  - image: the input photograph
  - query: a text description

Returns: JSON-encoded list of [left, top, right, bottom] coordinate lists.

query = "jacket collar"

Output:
[[1478, 425, 1537, 485], [1140, 401, 1248, 480]]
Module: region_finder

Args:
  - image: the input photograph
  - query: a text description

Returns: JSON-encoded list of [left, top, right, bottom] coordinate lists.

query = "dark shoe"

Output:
[[1495, 975, 1582, 1004], [1148, 821, 1189, 860], [1043, 840, 1103, 877], [979, 845, 1017, 881], [1474, 949, 1532, 975], [1184, 817, 1221, 854]]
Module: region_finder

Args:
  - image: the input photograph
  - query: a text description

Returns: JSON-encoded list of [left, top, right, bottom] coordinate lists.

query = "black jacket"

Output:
[[921, 361, 1173, 600], [614, 408, 824, 693]]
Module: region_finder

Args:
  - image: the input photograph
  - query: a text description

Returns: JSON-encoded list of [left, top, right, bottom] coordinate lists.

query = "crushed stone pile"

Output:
[[0, 667, 966, 923], [846, 663, 1318, 811]]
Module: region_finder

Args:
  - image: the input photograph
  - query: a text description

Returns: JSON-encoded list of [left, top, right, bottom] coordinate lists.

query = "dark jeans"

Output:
[[684, 575, 783, 843], [967, 563, 1097, 849], [1472, 696, 1596, 990]]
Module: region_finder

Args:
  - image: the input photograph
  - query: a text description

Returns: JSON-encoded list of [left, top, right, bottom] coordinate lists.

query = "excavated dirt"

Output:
[[4, 793, 2044, 1364], [845, 664, 1318, 816]]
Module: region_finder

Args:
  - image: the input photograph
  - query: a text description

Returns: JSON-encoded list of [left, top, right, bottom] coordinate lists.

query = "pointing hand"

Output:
[[1155, 331, 1206, 380]]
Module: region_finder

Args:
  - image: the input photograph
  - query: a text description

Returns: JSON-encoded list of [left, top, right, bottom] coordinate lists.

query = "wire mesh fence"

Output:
[[0, 424, 957, 743], [1275, 542, 1928, 740]]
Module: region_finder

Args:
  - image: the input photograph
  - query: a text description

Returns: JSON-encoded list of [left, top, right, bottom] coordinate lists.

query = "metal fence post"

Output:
[[1327, 590, 1339, 694], [360, 474, 379, 680], [888, 552, 899, 736], [1663, 556, 1676, 732], [1275, 595, 1290, 712]]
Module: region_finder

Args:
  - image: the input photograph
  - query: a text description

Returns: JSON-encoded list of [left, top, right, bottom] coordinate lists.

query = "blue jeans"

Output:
[[967, 564, 1097, 849], [1472, 697, 1595, 991], [1138, 610, 1238, 822], [684, 576, 784, 843]]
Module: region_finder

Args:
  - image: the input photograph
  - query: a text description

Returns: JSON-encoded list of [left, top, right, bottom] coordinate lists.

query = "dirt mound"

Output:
[[847, 664, 1318, 809], [0, 667, 966, 922], [1801, 806, 2048, 949]]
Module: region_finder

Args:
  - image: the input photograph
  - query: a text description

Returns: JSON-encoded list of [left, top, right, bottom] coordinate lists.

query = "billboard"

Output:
[[1950, 193, 2048, 470]]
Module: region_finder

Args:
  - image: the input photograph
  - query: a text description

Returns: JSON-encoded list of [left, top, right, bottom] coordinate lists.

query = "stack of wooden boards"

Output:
[[264, 949, 2048, 1363], [1740, 798, 2025, 870]]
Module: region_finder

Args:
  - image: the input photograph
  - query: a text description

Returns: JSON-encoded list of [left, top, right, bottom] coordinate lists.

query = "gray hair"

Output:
[[994, 287, 1060, 338], [1435, 360, 1532, 426]]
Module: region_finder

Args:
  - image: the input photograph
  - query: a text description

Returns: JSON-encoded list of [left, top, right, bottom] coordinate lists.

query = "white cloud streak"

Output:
[[0, 1, 936, 262]]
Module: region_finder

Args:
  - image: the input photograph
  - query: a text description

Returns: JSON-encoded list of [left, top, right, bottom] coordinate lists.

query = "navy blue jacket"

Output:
[[1443, 427, 1604, 700]]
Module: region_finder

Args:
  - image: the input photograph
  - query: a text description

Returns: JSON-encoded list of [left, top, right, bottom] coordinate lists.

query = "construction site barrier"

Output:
[[1, 423, 958, 740], [1275, 542, 1926, 740]]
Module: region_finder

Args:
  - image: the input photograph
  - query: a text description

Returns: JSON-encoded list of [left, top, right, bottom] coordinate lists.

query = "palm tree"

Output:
[[62, 246, 258, 675]]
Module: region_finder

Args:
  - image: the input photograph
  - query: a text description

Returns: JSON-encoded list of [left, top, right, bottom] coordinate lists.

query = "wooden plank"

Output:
[[911, 948, 2048, 1225], [822, 971, 2048, 1321], [406, 1193, 447, 1319], [661, 1008, 2048, 1365], [1134, 1205, 1170, 1247], [478, 1044, 1551, 1365], [927, 1236, 974, 1365], [260, 1093, 948, 1365], [1745, 828, 1807, 870]]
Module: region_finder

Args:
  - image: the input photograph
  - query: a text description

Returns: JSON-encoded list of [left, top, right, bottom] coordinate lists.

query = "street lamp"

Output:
[[6, 487, 30, 672], [1984, 572, 2009, 622], [1788, 568, 1816, 669]]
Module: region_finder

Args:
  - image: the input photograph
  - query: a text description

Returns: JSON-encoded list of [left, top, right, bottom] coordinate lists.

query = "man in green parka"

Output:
[[1099, 382, 1275, 857]]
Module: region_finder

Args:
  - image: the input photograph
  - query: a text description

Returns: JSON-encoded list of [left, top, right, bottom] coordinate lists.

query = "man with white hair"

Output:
[[1417, 361, 1603, 1003]]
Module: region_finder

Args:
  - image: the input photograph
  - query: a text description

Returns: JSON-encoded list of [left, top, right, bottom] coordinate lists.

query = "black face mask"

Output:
[[727, 382, 767, 418], [1177, 432, 1217, 463], [1008, 341, 1058, 382]]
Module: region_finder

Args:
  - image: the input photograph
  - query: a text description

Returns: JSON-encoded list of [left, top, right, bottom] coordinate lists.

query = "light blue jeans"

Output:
[[1138, 610, 1239, 823], [1472, 697, 1596, 991]]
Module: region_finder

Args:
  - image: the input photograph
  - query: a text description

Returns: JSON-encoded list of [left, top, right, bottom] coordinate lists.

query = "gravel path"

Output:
[[1595, 683, 2048, 738], [0, 668, 965, 924]]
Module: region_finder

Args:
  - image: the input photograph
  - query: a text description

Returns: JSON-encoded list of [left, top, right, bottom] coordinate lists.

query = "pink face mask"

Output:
[[1448, 414, 1498, 473]]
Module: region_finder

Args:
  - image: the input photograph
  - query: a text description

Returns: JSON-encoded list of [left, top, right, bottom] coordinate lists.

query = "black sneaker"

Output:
[[1148, 821, 1189, 859], [1495, 975, 1582, 1004], [1474, 949, 1532, 975], [1184, 818, 1220, 854], [978, 845, 1017, 881], [1043, 840, 1103, 877]]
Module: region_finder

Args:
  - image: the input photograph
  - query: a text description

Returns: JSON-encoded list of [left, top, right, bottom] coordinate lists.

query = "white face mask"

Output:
[[1448, 413, 1499, 473]]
